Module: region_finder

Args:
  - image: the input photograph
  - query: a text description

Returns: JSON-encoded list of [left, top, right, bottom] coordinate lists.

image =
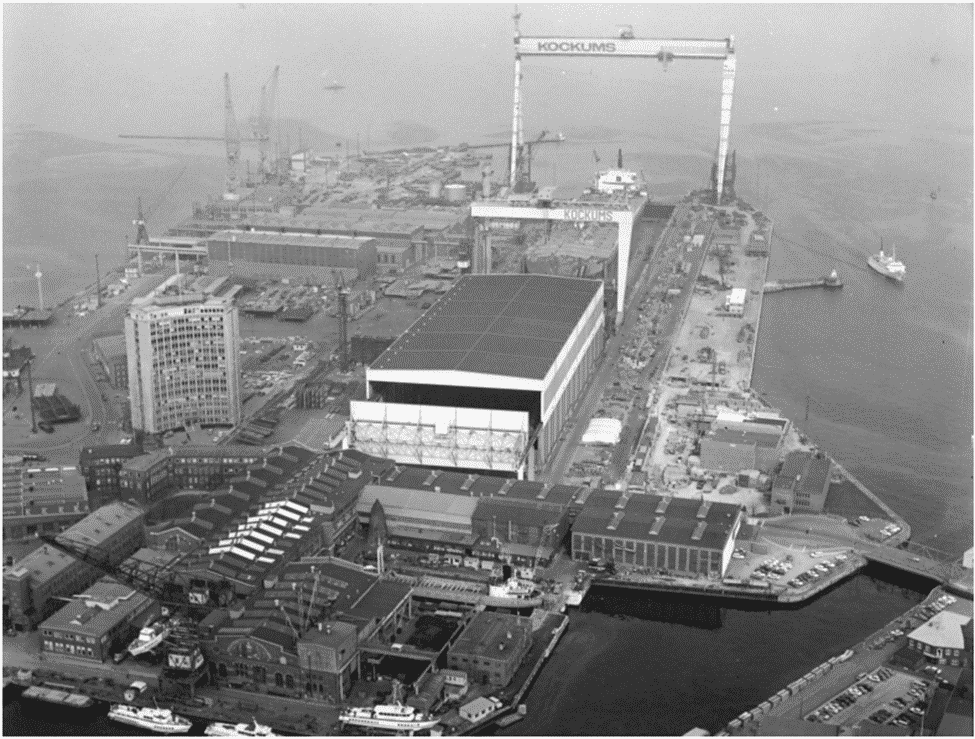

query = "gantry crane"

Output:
[[248, 65, 280, 183], [509, 14, 737, 203]]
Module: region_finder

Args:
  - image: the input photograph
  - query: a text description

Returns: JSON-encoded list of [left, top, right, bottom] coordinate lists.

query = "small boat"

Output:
[[128, 620, 171, 656], [837, 649, 855, 662], [108, 704, 192, 734], [867, 238, 905, 282], [205, 719, 277, 737]]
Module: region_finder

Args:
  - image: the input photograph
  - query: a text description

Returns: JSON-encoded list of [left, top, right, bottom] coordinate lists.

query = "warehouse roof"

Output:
[[370, 274, 602, 380], [208, 229, 375, 250], [4, 544, 86, 586], [572, 491, 742, 551], [705, 428, 782, 449], [907, 611, 972, 650], [56, 501, 143, 549], [357, 485, 479, 524], [451, 611, 531, 658]]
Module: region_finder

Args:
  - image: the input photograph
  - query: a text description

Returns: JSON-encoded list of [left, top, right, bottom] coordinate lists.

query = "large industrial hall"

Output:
[[348, 274, 605, 479]]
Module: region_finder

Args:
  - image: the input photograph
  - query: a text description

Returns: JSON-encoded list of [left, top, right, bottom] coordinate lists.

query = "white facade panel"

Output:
[[348, 400, 530, 474], [366, 368, 542, 396]]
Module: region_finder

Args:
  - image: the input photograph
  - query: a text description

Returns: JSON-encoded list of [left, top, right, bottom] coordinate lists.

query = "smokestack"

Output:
[[617, 148, 623, 169], [94, 254, 102, 308]]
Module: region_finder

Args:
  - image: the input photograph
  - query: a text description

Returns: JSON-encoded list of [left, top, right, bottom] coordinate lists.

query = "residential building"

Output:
[[39, 577, 160, 663], [56, 501, 146, 570], [126, 274, 241, 434], [3, 545, 101, 631], [446, 612, 532, 688]]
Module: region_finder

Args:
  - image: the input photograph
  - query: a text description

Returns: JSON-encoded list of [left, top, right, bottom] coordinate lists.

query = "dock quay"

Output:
[[763, 269, 843, 293]]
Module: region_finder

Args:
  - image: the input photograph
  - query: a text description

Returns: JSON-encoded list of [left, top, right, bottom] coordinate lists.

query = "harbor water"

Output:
[[3, 117, 971, 735]]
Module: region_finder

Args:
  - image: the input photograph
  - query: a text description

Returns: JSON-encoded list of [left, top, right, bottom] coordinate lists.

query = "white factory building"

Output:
[[348, 274, 605, 479]]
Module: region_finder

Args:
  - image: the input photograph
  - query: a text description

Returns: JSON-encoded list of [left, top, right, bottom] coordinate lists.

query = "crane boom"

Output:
[[224, 73, 242, 200]]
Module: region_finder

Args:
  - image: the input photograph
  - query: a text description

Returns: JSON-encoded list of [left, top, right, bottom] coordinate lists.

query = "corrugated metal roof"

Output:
[[370, 274, 601, 380]]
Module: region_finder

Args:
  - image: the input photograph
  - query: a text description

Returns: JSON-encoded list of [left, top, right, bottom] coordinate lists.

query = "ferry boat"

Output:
[[867, 239, 905, 282], [128, 620, 171, 656], [338, 703, 440, 734], [108, 704, 192, 734], [204, 719, 276, 737]]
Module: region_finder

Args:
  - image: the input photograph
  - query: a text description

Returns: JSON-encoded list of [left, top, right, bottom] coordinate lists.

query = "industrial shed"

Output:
[[350, 274, 605, 478]]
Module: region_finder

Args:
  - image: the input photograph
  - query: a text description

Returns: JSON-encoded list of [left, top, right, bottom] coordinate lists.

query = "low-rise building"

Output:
[[3, 459, 90, 544], [770, 451, 831, 515], [724, 287, 747, 316], [700, 427, 782, 473], [907, 611, 972, 668], [446, 611, 532, 688], [92, 334, 129, 390], [39, 576, 160, 662], [571, 491, 744, 578], [79, 444, 146, 509], [56, 501, 146, 569], [3, 544, 101, 631]]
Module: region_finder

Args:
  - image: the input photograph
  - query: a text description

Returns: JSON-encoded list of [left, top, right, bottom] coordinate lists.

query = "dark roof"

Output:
[[80, 444, 145, 465], [450, 611, 531, 658], [800, 454, 831, 496], [343, 579, 412, 623], [370, 274, 601, 380], [572, 491, 742, 551], [473, 496, 567, 530], [2, 346, 33, 373]]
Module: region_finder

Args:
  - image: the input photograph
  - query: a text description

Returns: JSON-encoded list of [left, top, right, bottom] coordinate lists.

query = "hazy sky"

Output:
[[4, 3, 972, 143]]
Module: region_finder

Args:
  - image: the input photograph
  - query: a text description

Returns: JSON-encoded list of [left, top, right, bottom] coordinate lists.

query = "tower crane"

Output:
[[224, 72, 242, 200], [510, 18, 737, 203], [332, 270, 350, 373], [248, 65, 280, 183]]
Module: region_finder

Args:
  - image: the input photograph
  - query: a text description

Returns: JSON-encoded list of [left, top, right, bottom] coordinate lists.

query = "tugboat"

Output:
[[483, 577, 544, 608], [205, 719, 277, 737], [128, 620, 171, 656], [339, 682, 439, 734], [867, 238, 906, 282], [108, 704, 192, 734]]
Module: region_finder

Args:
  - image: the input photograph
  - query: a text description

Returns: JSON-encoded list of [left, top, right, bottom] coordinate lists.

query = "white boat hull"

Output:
[[867, 256, 904, 281], [205, 721, 276, 737], [339, 716, 440, 733], [109, 712, 191, 734]]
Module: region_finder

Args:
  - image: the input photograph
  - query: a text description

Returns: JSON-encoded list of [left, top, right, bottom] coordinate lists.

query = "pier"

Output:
[[763, 269, 843, 293]]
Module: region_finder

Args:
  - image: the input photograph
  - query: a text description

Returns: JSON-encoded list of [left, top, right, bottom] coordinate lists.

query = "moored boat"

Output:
[[108, 704, 192, 734], [205, 718, 277, 737], [128, 620, 171, 656]]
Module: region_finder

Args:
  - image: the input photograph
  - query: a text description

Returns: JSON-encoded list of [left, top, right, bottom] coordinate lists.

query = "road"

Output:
[[5, 270, 170, 459], [543, 212, 680, 483]]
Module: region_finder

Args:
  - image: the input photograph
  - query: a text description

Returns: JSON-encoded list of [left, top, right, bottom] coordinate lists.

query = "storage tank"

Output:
[[444, 183, 467, 203], [429, 180, 443, 199]]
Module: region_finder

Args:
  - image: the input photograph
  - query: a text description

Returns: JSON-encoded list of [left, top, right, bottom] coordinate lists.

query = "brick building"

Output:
[[79, 444, 146, 509], [3, 545, 101, 631], [770, 451, 832, 515], [39, 577, 160, 663], [446, 612, 532, 688], [56, 501, 146, 569]]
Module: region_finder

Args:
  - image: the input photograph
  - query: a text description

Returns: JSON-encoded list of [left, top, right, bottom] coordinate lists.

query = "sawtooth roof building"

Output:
[[351, 274, 606, 479]]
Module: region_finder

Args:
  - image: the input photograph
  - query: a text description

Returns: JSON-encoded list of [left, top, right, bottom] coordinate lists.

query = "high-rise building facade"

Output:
[[126, 276, 241, 433]]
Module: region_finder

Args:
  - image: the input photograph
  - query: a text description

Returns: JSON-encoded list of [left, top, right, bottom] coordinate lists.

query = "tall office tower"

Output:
[[126, 275, 241, 434]]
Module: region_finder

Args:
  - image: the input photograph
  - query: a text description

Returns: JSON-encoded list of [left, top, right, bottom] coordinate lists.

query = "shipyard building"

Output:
[[571, 491, 743, 577], [349, 274, 605, 479], [125, 275, 242, 434]]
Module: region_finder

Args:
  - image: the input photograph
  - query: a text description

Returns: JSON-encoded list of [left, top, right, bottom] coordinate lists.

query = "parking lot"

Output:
[[808, 668, 929, 728]]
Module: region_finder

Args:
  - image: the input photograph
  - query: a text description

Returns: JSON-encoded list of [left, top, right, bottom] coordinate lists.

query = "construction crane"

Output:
[[512, 129, 558, 193], [248, 65, 280, 183], [224, 72, 242, 200], [510, 19, 737, 203]]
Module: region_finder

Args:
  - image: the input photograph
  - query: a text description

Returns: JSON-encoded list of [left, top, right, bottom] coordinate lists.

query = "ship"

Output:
[[867, 239, 905, 282], [338, 703, 440, 734], [484, 577, 544, 608], [205, 719, 277, 737], [128, 620, 171, 656], [108, 704, 192, 734]]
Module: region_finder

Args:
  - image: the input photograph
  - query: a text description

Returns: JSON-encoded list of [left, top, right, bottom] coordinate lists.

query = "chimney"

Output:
[[434, 485, 441, 493], [318, 622, 323, 632]]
